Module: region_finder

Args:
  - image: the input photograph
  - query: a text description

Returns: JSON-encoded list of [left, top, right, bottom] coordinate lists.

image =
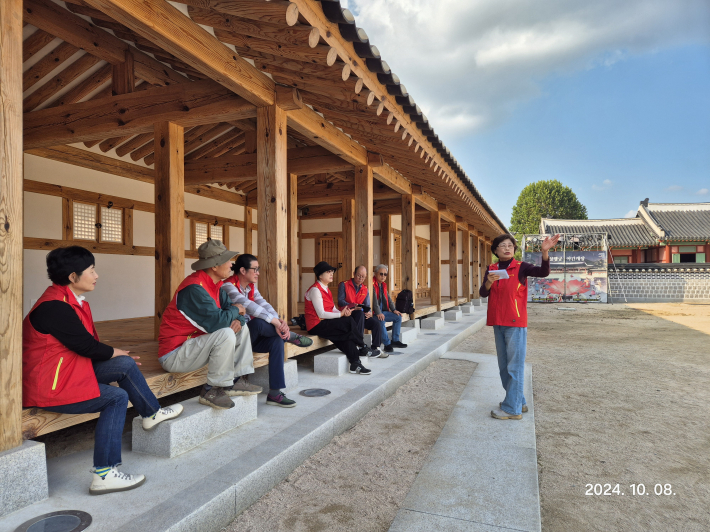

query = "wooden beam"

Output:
[[414, 192, 438, 212], [176, 0, 300, 26], [401, 193, 417, 312], [372, 163, 411, 195], [430, 210, 441, 311], [112, 48, 135, 95], [449, 227, 458, 302], [257, 104, 288, 318], [84, 0, 275, 107], [288, 173, 298, 319], [380, 214, 391, 272], [0, 0, 23, 453], [244, 206, 253, 254], [462, 229, 471, 304], [154, 122, 185, 338], [24, 80, 256, 149], [342, 198, 355, 280], [354, 165, 373, 300]]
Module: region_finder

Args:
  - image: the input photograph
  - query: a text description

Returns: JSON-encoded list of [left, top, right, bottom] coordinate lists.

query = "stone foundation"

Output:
[[608, 264, 710, 302]]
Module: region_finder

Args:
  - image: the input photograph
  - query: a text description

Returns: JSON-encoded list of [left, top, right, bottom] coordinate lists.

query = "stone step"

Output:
[[132, 395, 257, 458], [249, 359, 298, 392], [421, 316, 445, 330], [399, 326, 419, 344], [459, 304, 476, 314], [314, 353, 348, 376], [445, 309, 463, 321]]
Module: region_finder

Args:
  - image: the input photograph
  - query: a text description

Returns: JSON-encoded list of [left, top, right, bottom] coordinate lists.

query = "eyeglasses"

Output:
[[247, 267, 260, 273], [378, 272, 388, 276]]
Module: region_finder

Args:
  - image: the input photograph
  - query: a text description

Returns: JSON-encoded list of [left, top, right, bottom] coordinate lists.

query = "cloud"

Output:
[[345, 0, 710, 140], [592, 179, 613, 190], [666, 185, 683, 191], [697, 188, 709, 195], [624, 209, 637, 218]]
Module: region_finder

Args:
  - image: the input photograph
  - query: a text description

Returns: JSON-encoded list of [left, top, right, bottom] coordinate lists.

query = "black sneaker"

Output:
[[368, 347, 383, 358], [390, 340, 408, 348], [358, 345, 370, 357], [349, 362, 372, 375], [384, 344, 394, 353], [267, 392, 297, 408]]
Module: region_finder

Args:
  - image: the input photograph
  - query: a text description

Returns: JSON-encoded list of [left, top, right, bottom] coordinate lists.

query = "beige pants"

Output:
[[159, 326, 254, 388]]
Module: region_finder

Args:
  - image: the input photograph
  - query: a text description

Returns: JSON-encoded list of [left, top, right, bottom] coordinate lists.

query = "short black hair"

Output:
[[491, 234, 518, 258], [46, 246, 95, 286], [233, 253, 257, 274]]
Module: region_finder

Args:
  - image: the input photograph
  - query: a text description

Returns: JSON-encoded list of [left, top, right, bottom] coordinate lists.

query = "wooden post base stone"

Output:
[[0, 441, 48, 517], [249, 360, 299, 392]]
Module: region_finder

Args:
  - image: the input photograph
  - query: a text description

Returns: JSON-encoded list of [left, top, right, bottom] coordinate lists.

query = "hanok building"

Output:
[[0, 0, 505, 520], [541, 200, 710, 264]]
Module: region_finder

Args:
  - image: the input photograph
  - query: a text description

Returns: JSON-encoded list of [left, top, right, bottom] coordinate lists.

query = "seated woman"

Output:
[[304, 261, 372, 375], [23, 246, 183, 495]]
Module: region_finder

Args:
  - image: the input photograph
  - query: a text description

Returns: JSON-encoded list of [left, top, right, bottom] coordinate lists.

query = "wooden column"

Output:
[[449, 227, 459, 303], [462, 229, 471, 301], [380, 214, 391, 270], [354, 165, 373, 298], [401, 193, 417, 309], [288, 173, 298, 319], [0, 0, 24, 453], [257, 104, 288, 319], [342, 198, 355, 277], [154, 122, 185, 338], [111, 49, 134, 95], [472, 233, 480, 297], [430, 211, 442, 311], [244, 206, 253, 254]]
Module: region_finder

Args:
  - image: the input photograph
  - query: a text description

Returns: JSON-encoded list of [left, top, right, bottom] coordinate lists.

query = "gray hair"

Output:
[[375, 264, 389, 273]]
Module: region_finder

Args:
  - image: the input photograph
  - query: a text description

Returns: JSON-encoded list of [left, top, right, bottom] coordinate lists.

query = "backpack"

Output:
[[291, 314, 307, 331], [395, 289, 415, 314]]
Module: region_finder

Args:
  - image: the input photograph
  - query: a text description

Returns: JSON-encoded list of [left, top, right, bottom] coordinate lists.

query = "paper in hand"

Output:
[[492, 269, 510, 280]]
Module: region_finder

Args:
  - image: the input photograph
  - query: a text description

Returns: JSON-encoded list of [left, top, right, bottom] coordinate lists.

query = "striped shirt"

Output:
[[222, 280, 279, 323]]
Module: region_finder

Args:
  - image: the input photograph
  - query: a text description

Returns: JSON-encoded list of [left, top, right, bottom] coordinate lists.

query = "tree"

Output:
[[510, 180, 587, 236]]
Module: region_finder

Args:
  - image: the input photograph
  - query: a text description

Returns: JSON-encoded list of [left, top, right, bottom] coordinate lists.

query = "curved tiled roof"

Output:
[[645, 203, 710, 241], [541, 218, 658, 247]]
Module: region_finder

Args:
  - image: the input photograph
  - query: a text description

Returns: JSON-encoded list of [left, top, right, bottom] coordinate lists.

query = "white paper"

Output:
[[491, 269, 509, 279]]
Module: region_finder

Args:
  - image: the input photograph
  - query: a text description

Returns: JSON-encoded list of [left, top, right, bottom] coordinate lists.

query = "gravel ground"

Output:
[[224, 358, 477, 532], [458, 302, 710, 532]]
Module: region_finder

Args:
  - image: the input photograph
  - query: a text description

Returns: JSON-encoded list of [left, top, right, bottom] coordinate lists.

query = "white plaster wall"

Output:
[[441, 231, 449, 260], [391, 215, 401, 230], [230, 226, 244, 254], [416, 224, 430, 240], [373, 215, 381, 230], [133, 210, 155, 247], [442, 264, 450, 297], [24, 192, 62, 239], [373, 235, 381, 266]]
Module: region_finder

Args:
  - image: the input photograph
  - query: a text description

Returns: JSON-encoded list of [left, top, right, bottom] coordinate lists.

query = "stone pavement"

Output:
[[0, 312, 487, 532], [389, 352, 541, 532]]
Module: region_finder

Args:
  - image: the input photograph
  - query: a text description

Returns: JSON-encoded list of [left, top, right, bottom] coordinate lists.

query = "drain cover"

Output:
[[15, 511, 91, 532], [300, 388, 331, 397]]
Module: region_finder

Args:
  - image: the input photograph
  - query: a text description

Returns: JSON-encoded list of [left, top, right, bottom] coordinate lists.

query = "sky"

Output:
[[343, 0, 710, 226]]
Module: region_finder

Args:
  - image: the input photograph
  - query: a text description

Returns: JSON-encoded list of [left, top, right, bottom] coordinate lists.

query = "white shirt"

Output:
[[305, 281, 341, 319], [70, 288, 85, 307]]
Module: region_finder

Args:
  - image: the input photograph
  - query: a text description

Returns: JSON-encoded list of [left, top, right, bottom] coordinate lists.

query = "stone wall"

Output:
[[608, 263, 710, 303]]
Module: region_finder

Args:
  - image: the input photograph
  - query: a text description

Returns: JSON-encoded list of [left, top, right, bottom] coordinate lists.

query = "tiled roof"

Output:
[[645, 203, 710, 241], [540, 218, 658, 247]]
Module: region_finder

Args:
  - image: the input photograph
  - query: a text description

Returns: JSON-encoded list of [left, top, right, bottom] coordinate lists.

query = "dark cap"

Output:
[[314, 261, 338, 278]]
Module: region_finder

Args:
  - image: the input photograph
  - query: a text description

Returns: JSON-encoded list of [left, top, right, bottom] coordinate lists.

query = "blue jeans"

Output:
[[247, 318, 285, 390], [493, 326, 527, 416], [378, 311, 402, 345], [42, 356, 160, 468]]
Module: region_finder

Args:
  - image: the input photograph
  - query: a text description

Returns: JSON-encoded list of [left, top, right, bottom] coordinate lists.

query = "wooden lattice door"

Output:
[[416, 241, 430, 298], [317, 237, 344, 286], [392, 235, 402, 293]]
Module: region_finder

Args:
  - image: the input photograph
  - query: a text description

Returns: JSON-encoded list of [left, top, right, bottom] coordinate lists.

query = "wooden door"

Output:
[[318, 236, 345, 286], [416, 242, 430, 298], [393, 235, 402, 293]]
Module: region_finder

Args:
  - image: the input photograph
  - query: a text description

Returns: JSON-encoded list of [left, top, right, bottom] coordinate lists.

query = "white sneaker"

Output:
[[142, 404, 184, 431], [90, 467, 146, 495]]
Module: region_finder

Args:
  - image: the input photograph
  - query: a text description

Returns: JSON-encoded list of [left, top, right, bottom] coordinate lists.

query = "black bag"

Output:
[[291, 314, 307, 331], [395, 289, 415, 314]]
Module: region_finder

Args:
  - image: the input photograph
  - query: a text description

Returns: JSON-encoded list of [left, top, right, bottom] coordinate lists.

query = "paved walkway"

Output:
[[389, 352, 541, 532]]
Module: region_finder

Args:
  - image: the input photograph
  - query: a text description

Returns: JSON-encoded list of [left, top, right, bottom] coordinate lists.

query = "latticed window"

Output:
[[210, 224, 223, 242], [195, 222, 209, 248], [73, 202, 97, 241], [100, 206, 123, 243]]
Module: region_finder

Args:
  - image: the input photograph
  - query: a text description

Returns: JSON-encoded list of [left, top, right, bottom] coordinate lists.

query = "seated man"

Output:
[[223, 254, 313, 408], [158, 240, 261, 410], [23, 246, 183, 495], [373, 264, 408, 353], [337, 265, 386, 358]]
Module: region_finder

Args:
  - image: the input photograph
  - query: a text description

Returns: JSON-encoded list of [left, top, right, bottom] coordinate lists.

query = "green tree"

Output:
[[510, 180, 587, 236]]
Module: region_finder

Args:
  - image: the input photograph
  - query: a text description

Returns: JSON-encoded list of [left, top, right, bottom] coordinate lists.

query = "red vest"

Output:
[[373, 277, 390, 311], [224, 275, 255, 301], [304, 282, 335, 331], [339, 279, 367, 310], [22, 284, 101, 407], [486, 260, 528, 327], [158, 270, 223, 356]]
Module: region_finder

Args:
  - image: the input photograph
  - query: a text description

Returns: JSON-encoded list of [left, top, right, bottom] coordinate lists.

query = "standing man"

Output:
[[372, 265, 408, 353], [338, 265, 385, 358], [223, 254, 313, 408], [158, 240, 261, 410]]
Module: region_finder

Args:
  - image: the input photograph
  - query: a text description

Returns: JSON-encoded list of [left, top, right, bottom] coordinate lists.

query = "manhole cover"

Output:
[[15, 511, 91, 532], [300, 388, 331, 397]]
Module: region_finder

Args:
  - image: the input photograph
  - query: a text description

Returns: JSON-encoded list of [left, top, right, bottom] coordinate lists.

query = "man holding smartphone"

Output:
[[338, 265, 385, 358]]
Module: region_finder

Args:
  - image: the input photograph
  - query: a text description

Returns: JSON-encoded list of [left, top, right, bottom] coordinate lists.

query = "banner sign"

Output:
[[525, 251, 607, 270], [529, 272, 608, 303]]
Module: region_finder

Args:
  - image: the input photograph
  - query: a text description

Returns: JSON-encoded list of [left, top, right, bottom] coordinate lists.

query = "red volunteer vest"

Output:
[[158, 270, 223, 356], [339, 279, 367, 310], [304, 282, 335, 331], [486, 260, 528, 328], [372, 277, 390, 311], [224, 275, 255, 301], [22, 284, 101, 407]]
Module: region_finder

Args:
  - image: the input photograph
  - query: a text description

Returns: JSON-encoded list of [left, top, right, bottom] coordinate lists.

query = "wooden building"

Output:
[[0, 0, 506, 473], [542, 200, 710, 264]]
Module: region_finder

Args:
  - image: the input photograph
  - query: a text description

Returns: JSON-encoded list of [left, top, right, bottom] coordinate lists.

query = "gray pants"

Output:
[[159, 326, 254, 388]]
